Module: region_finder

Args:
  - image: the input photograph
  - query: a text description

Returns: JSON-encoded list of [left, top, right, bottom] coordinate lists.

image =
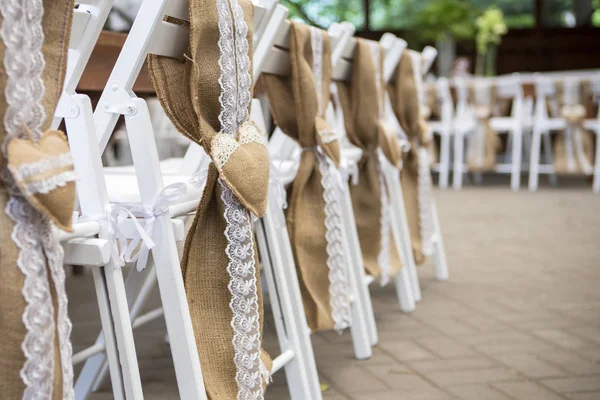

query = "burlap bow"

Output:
[[262, 23, 353, 332], [148, 1, 271, 398], [388, 51, 435, 265], [0, 1, 75, 398], [466, 84, 502, 172], [336, 39, 403, 282], [551, 80, 594, 175]]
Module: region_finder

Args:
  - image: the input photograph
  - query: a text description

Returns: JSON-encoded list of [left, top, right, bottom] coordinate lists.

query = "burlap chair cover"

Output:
[[548, 80, 594, 175], [388, 51, 434, 265], [465, 84, 502, 172], [262, 23, 353, 333], [0, 1, 75, 398], [336, 39, 403, 281], [148, 1, 272, 398]]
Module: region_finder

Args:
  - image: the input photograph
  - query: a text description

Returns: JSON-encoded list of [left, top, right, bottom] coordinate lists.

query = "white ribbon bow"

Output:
[[121, 182, 188, 271], [269, 159, 289, 228]]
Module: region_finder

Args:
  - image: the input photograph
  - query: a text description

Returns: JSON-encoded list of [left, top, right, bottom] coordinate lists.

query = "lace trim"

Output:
[[376, 152, 392, 286], [212, 124, 268, 169], [417, 147, 434, 256], [21, 170, 76, 195], [216, 0, 238, 136], [316, 149, 352, 332], [310, 27, 323, 110], [230, 0, 252, 128], [10, 152, 73, 180], [0, 0, 74, 398], [220, 179, 264, 399], [215, 0, 268, 396]]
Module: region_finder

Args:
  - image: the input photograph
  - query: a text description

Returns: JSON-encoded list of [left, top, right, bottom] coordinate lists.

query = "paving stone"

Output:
[[533, 329, 598, 350], [565, 393, 600, 400], [542, 376, 600, 393], [365, 365, 437, 391], [409, 358, 498, 373], [493, 381, 566, 400], [349, 388, 454, 400], [320, 366, 388, 395], [415, 336, 478, 359], [426, 367, 521, 387], [378, 339, 437, 362], [534, 348, 600, 376], [448, 384, 514, 400], [493, 354, 568, 378]]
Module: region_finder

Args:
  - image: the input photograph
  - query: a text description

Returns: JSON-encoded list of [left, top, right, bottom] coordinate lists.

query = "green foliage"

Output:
[[281, 0, 365, 30], [407, 0, 476, 43], [475, 7, 508, 54]]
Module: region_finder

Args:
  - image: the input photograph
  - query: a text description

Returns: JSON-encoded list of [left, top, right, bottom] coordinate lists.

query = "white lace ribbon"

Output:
[[215, 0, 267, 397], [376, 150, 393, 286], [316, 147, 352, 332], [268, 160, 289, 228], [417, 148, 435, 256]]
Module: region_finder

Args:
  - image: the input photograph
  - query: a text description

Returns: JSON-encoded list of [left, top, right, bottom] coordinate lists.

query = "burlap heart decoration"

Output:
[[211, 120, 270, 217], [7, 129, 76, 232]]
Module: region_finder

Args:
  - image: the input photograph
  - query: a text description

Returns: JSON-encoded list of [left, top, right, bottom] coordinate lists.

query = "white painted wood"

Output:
[[65, 94, 143, 399], [62, 238, 110, 267]]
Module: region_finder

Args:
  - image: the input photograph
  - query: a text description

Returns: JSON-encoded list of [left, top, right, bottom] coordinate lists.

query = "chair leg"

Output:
[[511, 130, 523, 191], [431, 201, 449, 281], [255, 205, 322, 400], [340, 182, 378, 347], [528, 127, 542, 192], [75, 267, 125, 400], [542, 132, 557, 186], [594, 132, 600, 193], [124, 99, 206, 399], [89, 265, 159, 392], [453, 133, 464, 190], [386, 168, 416, 313], [439, 132, 451, 189], [394, 172, 422, 302]]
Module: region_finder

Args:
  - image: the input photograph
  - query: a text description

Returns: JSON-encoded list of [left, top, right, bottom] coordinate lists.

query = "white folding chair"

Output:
[[468, 75, 525, 191], [583, 74, 600, 193], [261, 21, 378, 359], [427, 77, 454, 189], [528, 74, 566, 191], [413, 49, 449, 282], [54, 2, 149, 399], [82, 1, 320, 399]]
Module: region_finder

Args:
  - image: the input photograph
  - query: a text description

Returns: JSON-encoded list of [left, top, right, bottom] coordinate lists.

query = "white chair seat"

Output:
[[104, 157, 185, 176], [104, 172, 203, 204]]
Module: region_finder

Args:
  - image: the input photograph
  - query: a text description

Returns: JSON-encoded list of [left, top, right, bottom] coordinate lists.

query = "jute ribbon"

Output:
[[336, 39, 403, 280], [262, 23, 352, 332], [551, 80, 594, 175], [0, 1, 75, 398], [148, 1, 272, 398], [388, 51, 434, 265]]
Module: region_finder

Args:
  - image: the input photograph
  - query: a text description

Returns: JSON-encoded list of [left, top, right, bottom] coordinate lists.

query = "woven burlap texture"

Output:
[[0, 1, 73, 398], [148, 1, 271, 398], [336, 39, 403, 277], [262, 23, 346, 332]]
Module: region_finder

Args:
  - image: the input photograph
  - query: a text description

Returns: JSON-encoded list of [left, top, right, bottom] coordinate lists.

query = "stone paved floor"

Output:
[[69, 177, 600, 399]]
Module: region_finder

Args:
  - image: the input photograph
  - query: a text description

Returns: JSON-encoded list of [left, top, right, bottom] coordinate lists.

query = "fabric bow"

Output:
[[122, 183, 187, 271]]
